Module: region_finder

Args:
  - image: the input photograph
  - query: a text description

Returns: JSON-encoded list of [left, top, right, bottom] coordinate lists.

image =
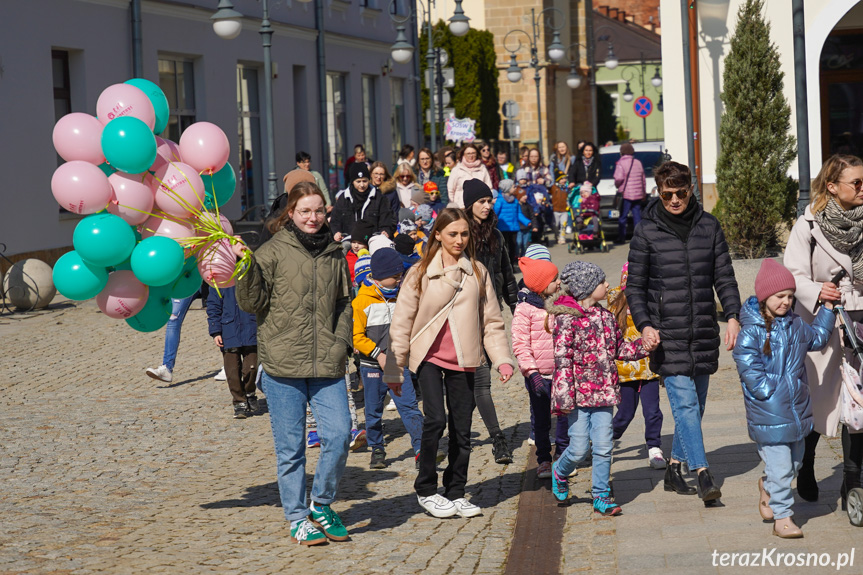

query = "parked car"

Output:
[[596, 142, 668, 238]]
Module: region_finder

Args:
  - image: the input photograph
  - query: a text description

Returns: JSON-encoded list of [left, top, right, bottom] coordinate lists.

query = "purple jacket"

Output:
[[613, 156, 646, 201]]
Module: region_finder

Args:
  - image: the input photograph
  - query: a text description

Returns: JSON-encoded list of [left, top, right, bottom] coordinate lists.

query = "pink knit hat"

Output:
[[754, 259, 796, 302]]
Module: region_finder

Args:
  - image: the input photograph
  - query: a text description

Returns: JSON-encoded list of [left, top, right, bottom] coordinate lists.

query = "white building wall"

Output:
[[0, 0, 415, 257]]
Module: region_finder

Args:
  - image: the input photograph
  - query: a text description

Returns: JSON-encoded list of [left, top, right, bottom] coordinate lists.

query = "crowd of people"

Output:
[[143, 139, 863, 545]]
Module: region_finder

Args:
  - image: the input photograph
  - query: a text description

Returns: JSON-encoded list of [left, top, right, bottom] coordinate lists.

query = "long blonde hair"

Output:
[[811, 154, 863, 213], [414, 207, 484, 304]]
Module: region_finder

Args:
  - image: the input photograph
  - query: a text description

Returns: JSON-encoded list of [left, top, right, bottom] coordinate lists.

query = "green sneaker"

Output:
[[290, 519, 327, 546], [309, 503, 349, 541]]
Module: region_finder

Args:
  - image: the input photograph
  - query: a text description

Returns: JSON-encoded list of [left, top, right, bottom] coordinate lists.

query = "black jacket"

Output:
[[567, 157, 601, 189], [477, 228, 518, 312], [626, 198, 741, 377], [329, 187, 397, 238]]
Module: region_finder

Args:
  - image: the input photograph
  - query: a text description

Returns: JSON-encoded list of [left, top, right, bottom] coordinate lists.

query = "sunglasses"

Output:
[[659, 189, 690, 201], [838, 179, 863, 191]]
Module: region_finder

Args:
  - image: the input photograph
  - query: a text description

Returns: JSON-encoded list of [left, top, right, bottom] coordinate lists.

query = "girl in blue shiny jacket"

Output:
[[733, 259, 834, 539]]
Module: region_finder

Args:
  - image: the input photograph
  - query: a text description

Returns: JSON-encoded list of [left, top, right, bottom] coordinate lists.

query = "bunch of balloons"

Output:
[[50, 78, 247, 333]]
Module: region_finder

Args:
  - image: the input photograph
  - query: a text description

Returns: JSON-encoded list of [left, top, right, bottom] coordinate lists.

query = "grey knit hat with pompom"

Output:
[[560, 261, 606, 300]]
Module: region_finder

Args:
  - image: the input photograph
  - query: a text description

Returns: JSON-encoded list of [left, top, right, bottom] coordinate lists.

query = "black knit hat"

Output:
[[349, 162, 369, 182], [351, 220, 376, 245], [370, 248, 404, 279], [394, 234, 416, 256], [462, 178, 492, 209]]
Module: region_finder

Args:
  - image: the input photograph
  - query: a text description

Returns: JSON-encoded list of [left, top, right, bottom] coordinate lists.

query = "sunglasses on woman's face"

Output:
[[659, 189, 690, 201]]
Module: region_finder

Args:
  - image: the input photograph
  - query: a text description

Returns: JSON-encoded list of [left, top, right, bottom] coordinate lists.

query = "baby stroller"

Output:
[[833, 268, 863, 527], [567, 185, 608, 254]]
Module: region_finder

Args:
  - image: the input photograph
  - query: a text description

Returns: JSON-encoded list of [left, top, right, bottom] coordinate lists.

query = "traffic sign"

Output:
[[502, 100, 520, 119], [425, 68, 454, 90], [634, 96, 653, 118]]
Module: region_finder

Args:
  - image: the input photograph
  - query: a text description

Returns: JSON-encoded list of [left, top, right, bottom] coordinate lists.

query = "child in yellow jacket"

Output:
[[607, 263, 665, 469], [353, 248, 425, 470]]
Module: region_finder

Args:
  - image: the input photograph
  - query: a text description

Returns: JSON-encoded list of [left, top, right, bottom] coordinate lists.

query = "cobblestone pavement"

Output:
[[1, 241, 858, 574]]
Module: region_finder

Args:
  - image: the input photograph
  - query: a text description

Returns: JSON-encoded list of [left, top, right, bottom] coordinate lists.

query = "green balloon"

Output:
[[170, 257, 203, 299], [131, 236, 185, 287], [125, 78, 170, 135], [101, 116, 157, 174], [53, 251, 109, 301], [98, 162, 117, 177], [126, 285, 172, 332], [202, 163, 237, 209], [73, 213, 136, 268]]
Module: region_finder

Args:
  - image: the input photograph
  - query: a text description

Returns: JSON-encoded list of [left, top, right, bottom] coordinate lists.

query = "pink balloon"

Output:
[[96, 271, 149, 319], [107, 172, 154, 225], [153, 161, 205, 218], [149, 137, 183, 174], [179, 122, 230, 174], [197, 239, 237, 289], [51, 161, 113, 214], [53, 113, 105, 164], [96, 84, 156, 131], [140, 211, 195, 244], [197, 212, 233, 236]]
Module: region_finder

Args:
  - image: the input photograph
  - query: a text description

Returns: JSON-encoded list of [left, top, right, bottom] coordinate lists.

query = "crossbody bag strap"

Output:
[[409, 275, 467, 346]]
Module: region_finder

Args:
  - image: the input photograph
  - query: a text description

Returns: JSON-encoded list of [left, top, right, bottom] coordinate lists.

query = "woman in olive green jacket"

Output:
[[235, 181, 353, 546]]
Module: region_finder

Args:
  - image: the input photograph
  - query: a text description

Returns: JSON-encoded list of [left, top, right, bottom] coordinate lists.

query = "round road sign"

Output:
[[634, 96, 653, 118]]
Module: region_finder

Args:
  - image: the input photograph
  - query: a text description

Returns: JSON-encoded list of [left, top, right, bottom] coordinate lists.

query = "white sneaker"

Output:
[[386, 396, 397, 411], [214, 367, 227, 381], [451, 497, 482, 518], [648, 447, 666, 469], [528, 437, 536, 446], [417, 494, 458, 518], [145, 365, 172, 383]]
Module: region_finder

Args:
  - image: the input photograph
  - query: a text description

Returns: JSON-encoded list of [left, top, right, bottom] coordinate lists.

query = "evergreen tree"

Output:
[[714, 0, 797, 258], [420, 22, 500, 141]]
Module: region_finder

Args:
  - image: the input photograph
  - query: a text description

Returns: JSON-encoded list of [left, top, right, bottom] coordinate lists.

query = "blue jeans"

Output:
[[664, 374, 710, 470], [162, 293, 198, 371], [555, 407, 613, 497], [361, 365, 424, 453], [516, 230, 531, 257], [618, 198, 642, 239], [758, 440, 804, 519], [261, 371, 352, 522]]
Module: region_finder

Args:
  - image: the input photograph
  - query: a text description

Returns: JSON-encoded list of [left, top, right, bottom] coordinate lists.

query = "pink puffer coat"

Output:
[[511, 289, 555, 376]]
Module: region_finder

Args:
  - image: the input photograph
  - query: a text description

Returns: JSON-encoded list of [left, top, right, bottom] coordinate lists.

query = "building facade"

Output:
[[0, 0, 416, 262], [661, 0, 863, 210]]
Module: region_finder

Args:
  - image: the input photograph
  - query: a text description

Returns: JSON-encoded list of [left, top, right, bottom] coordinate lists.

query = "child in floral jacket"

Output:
[[547, 261, 650, 516]]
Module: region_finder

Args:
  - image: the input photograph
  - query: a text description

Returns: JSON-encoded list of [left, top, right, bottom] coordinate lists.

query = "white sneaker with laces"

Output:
[[214, 367, 227, 381], [417, 494, 458, 518], [145, 365, 172, 383], [451, 498, 482, 518], [648, 447, 666, 469]]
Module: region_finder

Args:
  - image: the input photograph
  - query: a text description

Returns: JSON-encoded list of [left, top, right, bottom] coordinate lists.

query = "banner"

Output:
[[445, 117, 476, 143]]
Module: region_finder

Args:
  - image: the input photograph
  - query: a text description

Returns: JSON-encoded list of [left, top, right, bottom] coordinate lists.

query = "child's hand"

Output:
[[823, 300, 835, 310], [498, 363, 514, 383], [642, 326, 660, 350], [230, 237, 249, 258], [214, 335, 223, 347], [388, 382, 403, 397]]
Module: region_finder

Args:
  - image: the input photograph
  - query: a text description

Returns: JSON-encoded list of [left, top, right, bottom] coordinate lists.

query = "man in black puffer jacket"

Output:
[[626, 161, 741, 506]]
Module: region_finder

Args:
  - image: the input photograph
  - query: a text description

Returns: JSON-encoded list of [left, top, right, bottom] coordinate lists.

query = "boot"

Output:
[[797, 431, 820, 502], [492, 433, 513, 464], [664, 460, 696, 495], [696, 468, 722, 503], [841, 470, 862, 511]]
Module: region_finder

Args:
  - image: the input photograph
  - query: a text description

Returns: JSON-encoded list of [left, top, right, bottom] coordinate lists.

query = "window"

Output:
[[390, 77, 406, 166], [326, 73, 348, 191], [52, 50, 72, 123], [159, 58, 196, 142], [362, 76, 377, 160], [237, 65, 262, 211]]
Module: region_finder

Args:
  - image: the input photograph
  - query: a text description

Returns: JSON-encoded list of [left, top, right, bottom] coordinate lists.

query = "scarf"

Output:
[[287, 219, 332, 257], [460, 157, 482, 170], [583, 156, 594, 168], [816, 198, 863, 279], [655, 197, 698, 242]]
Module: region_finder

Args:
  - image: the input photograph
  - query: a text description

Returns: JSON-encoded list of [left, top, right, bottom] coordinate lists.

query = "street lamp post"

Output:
[[389, 0, 469, 152], [501, 8, 566, 157], [563, 38, 620, 143], [212, 0, 293, 204], [620, 51, 662, 141]]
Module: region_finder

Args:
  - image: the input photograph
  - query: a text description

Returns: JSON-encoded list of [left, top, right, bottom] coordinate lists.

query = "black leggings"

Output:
[[803, 428, 863, 475], [474, 364, 502, 438]]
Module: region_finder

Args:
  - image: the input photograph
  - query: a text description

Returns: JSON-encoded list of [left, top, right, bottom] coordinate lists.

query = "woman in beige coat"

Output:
[[385, 207, 515, 519], [784, 154, 863, 507], [447, 143, 493, 208]]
